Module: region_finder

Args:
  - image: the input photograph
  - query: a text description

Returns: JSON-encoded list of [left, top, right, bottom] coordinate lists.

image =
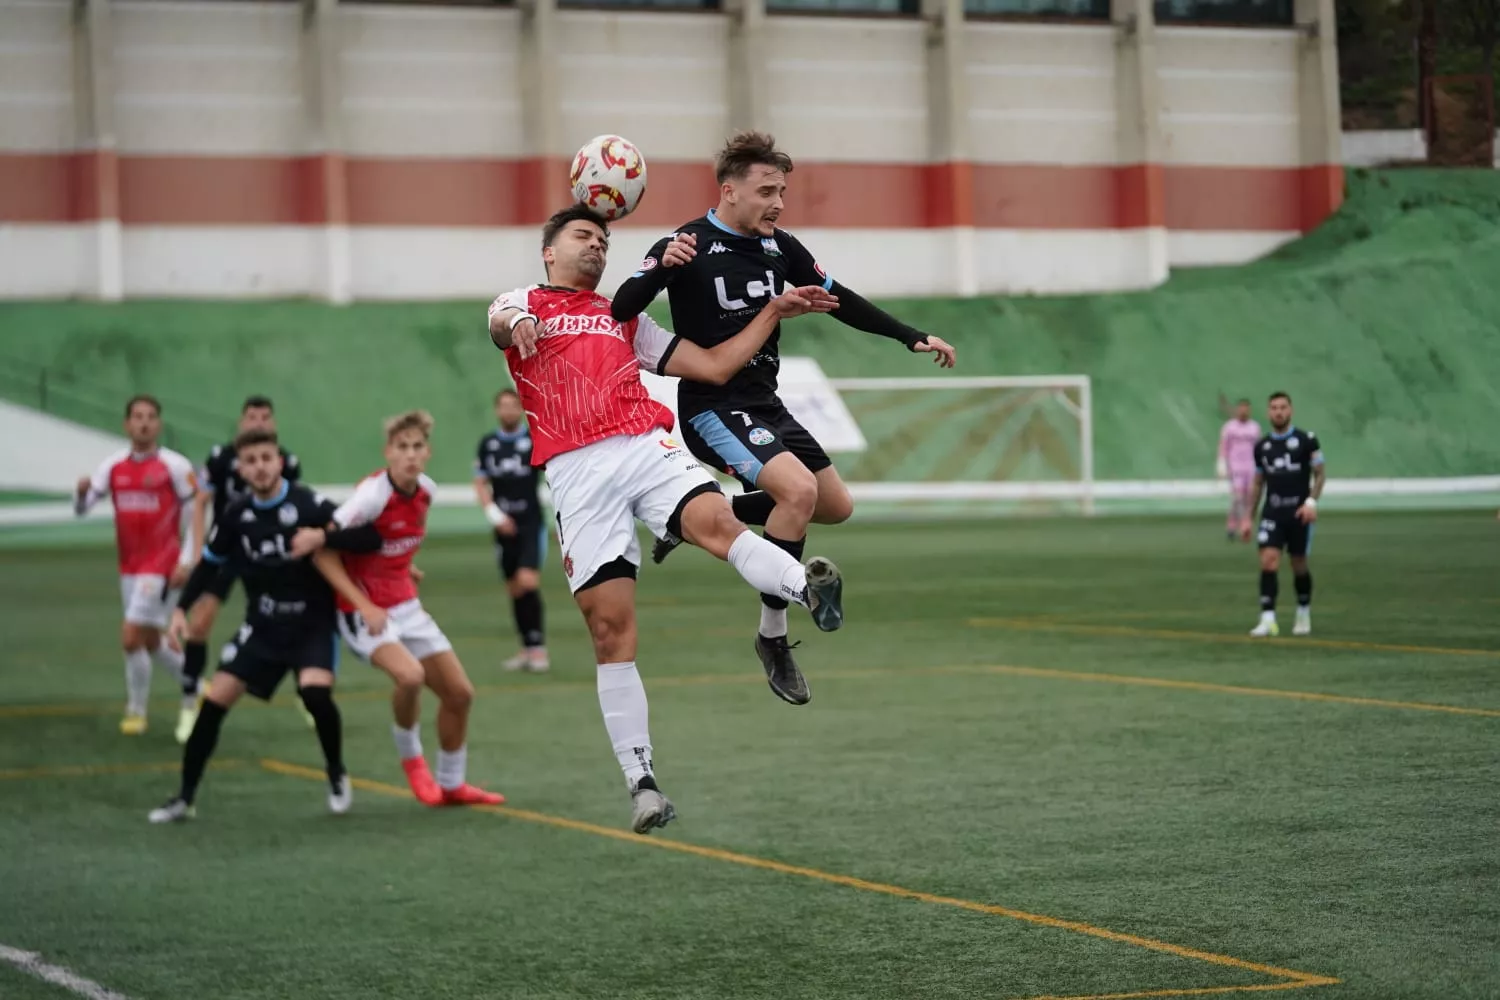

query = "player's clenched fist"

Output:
[[661, 232, 696, 268]]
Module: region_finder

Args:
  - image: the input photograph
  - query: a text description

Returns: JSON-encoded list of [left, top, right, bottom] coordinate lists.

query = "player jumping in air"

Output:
[[293, 410, 505, 807], [474, 389, 549, 672], [610, 131, 956, 707], [74, 395, 199, 738], [150, 429, 369, 822], [1217, 398, 1261, 542], [184, 395, 307, 740], [1247, 392, 1325, 637], [488, 204, 844, 834]]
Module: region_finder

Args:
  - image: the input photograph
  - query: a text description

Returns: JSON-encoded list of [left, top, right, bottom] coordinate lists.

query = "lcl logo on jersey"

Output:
[[715, 271, 784, 311]]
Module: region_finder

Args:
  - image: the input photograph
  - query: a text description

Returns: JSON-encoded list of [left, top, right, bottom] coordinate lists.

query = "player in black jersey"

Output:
[[611, 130, 956, 705], [148, 428, 377, 824], [179, 395, 304, 740], [473, 389, 548, 672], [1247, 392, 1325, 638]]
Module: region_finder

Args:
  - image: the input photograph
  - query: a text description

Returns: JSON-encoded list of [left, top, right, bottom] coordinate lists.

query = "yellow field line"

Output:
[[971, 617, 1500, 659], [1017, 980, 1339, 1000], [0, 759, 242, 781], [934, 664, 1500, 719], [261, 758, 1338, 997]]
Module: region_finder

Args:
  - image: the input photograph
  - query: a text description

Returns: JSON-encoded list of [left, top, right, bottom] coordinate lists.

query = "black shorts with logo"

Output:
[[678, 398, 832, 490], [1256, 513, 1313, 557], [218, 620, 339, 700]]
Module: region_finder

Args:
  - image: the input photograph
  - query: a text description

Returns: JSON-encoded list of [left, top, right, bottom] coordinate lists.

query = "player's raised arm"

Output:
[[610, 232, 694, 322], [638, 286, 837, 385], [74, 455, 114, 516], [779, 232, 956, 368]]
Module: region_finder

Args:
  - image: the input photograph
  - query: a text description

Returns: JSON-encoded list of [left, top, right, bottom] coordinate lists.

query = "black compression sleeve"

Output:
[[177, 559, 222, 610], [610, 237, 675, 321], [321, 523, 383, 553], [828, 282, 927, 349]]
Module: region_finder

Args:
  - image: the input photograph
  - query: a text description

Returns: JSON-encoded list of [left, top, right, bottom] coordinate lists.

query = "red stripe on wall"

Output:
[[0, 154, 1341, 233]]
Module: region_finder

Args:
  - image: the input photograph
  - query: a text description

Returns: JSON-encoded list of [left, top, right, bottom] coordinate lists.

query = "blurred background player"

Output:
[[74, 395, 199, 738], [1247, 392, 1324, 638], [295, 410, 504, 807], [151, 428, 366, 823], [489, 205, 843, 833], [186, 395, 306, 739], [1217, 398, 1261, 541], [473, 389, 548, 672], [611, 131, 956, 707]]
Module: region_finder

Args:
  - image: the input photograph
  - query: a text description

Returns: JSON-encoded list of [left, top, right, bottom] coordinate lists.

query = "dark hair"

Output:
[[242, 395, 274, 413], [1237, 398, 1251, 406], [1268, 391, 1292, 404], [495, 388, 520, 404], [715, 131, 794, 184], [542, 204, 609, 252], [234, 427, 279, 452], [124, 394, 161, 418]]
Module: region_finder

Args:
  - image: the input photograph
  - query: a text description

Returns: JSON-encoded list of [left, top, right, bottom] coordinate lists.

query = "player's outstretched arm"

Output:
[[610, 233, 692, 322], [659, 287, 837, 385], [310, 549, 387, 633], [827, 281, 956, 368]]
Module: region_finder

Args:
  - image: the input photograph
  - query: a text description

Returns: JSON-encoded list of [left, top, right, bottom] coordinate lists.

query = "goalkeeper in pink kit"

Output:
[[1217, 398, 1261, 540]]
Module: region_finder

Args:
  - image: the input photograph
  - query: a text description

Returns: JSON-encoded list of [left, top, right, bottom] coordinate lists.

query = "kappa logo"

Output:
[[240, 508, 257, 523], [708, 242, 729, 255]]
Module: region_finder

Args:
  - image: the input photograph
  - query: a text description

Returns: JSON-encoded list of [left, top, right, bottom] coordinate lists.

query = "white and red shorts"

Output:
[[545, 430, 721, 594], [337, 599, 452, 662], [120, 574, 179, 629]]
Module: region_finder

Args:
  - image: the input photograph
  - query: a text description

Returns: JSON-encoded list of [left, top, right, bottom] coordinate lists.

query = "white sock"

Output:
[[149, 643, 192, 707], [436, 745, 467, 790], [124, 649, 152, 716], [597, 661, 653, 787], [392, 722, 423, 762], [1261, 610, 1277, 623], [759, 605, 788, 639], [727, 531, 807, 608]]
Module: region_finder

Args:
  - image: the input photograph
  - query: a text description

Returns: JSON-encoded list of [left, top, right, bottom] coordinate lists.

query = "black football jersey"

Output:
[[613, 212, 833, 411], [203, 442, 302, 522], [475, 426, 541, 523], [200, 481, 338, 635], [1254, 427, 1324, 514]]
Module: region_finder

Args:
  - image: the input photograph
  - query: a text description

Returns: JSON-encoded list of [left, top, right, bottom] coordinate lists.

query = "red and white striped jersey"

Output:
[[331, 471, 435, 610], [488, 285, 680, 466], [82, 448, 197, 575]]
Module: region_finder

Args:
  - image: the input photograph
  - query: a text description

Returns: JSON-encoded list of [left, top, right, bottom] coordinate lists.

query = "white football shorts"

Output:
[[337, 598, 453, 662]]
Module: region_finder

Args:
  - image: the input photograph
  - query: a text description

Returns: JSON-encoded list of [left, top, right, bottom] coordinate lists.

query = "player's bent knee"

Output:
[[814, 492, 854, 525], [679, 496, 744, 559], [442, 678, 475, 712]]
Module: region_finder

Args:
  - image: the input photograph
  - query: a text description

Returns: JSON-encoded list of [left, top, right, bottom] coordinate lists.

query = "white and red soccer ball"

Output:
[[570, 134, 647, 221]]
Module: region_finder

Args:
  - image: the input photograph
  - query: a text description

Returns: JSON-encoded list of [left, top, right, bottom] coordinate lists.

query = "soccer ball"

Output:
[[570, 135, 647, 221]]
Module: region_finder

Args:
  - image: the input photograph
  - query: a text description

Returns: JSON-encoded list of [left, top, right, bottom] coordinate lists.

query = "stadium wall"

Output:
[[2, 170, 1495, 489], [0, 0, 1342, 301]]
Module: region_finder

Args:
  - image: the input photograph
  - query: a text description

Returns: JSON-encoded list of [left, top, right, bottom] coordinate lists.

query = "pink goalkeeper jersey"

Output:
[[1220, 418, 1261, 476]]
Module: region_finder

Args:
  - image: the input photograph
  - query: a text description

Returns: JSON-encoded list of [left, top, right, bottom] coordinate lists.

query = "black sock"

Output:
[[181, 641, 207, 694], [1294, 572, 1312, 607], [299, 685, 344, 783], [731, 491, 777, 528], [179, 699, 228, 804], [1259, 570, 1278, 611], [512, 589, 545, 648], [759, 532, 806, 611]]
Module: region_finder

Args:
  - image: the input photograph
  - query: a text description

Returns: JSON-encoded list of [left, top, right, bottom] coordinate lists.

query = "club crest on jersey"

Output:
[[761, 238, 781, 256], [748, 427, 775, 446], [277, 504, 299, 526], [1287, 437, 1300, 450], [637, 256, 657, 272], [517, 437, 531, 453]]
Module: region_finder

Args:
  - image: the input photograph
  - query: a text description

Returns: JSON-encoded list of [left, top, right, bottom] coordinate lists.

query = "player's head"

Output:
[[1235, 398, 1251, 421], [494, 389, 524, 431], [239, 395, 276, 434], [714, 130, 793, 238], [123, 395, 162, 450], [233, 427, 284, 496], [541, 205, 609, 290], [383, 409, 433, 485], [1267, 392, 1292, 431]]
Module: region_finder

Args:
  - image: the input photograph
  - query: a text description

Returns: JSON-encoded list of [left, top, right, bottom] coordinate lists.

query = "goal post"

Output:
[[817, 375, 1096, 516]]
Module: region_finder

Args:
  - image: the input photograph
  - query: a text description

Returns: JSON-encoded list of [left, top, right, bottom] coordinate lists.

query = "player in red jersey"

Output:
[[486, 205, 843, 834], [291, 410, 504, 807], [74, 395, 201, 737]]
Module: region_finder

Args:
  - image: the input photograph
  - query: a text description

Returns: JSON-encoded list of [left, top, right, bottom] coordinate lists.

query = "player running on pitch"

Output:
[[610, 130, 956, 707], [150, 429, 371, 822], [489, 204, 843, 834], [1247, 392, 1324, 637], [292, 410, 505, 807], [74, 395, 199, 738]]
